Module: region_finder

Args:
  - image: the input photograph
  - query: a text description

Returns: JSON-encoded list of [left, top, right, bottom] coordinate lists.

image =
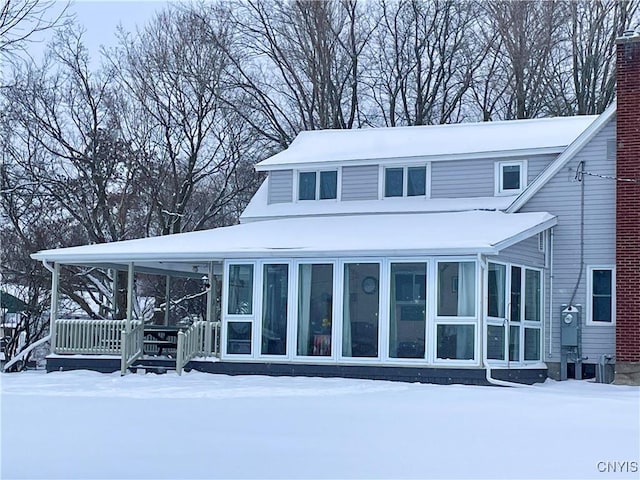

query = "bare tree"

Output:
[[480, 1, 568, 119], [220, 0, 373, 146], [0, 0, 68, 63], [548, 0, 639, 115], [112, 5, 261, 237], [367, 0, 483, 126]]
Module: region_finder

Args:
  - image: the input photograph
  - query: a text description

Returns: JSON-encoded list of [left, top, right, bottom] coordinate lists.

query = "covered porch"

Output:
[[33, 210, 556, 383]]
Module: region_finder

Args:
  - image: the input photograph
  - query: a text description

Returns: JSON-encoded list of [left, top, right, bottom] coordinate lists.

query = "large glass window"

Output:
[[228, 264, 253, 315], [343, 263, 379, 358], [389, 263, 426, 359], [297, 264, 333, 356], [524, 328, 540, 361], [510, 266, 522, 322], [298, 170, 337, 200], [436, 325, 474, 360], [488, 263, 506, 318], [227, 322, 252, 354], [589, 267, 614, 323], [525, 269, 541, 321], [261, 264, 288, 355], [384, 166, 427, 198], [437, 262, 476, 317], [487, 325, 505, 360]]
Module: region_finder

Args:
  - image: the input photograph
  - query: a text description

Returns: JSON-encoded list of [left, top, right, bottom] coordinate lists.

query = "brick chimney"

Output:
[[615, 30, 640, 384]]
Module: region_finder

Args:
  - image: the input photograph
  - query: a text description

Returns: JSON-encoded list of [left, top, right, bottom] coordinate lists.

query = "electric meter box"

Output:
[[561, 305, 581, 347]]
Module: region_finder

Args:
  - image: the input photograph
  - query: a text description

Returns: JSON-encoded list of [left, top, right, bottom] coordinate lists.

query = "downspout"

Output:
[[478, 253, 533, 388]]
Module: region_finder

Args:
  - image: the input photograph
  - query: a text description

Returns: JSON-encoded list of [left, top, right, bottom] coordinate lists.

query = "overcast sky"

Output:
[[28, 0, 171, 64]]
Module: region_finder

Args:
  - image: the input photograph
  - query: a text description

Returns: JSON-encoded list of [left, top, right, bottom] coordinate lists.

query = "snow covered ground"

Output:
[[1, 371, 639, 479]]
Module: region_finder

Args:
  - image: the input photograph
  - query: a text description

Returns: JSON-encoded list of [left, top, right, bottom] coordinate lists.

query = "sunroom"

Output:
[[32, 210, 554, 384]]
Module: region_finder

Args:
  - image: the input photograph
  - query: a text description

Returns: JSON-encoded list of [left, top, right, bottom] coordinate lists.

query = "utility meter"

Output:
[[561, 305, 581, 347]]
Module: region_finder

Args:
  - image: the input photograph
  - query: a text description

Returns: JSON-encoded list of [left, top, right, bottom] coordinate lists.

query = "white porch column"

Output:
[[204, 263, 214, 355], [49, 263, 60, 354], [111, 268, 119, 319], [164, 275, 170, 326], [126, 263, 134, 332]]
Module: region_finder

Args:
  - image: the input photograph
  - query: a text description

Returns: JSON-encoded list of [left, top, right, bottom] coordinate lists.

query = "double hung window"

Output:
[[298, 170, 338, 200], [588, 267, 615, 324], [384, 166, 427, 198]]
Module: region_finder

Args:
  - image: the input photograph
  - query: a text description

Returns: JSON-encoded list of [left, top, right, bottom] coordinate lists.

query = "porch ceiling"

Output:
[[31, 210, 556, 267]]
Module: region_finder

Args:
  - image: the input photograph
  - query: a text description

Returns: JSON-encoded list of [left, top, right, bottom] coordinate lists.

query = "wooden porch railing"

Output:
[[121, 322, 144, 375], [55, 319, 127, 354], [176, 321, 221, 375]]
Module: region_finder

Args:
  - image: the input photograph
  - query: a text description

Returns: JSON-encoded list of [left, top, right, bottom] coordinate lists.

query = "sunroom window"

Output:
[[437, 261, 476, 317], [343, 263, 380, 358], [384, 165, 427, 198], [389, 263, 426, 359], [297, 264, 333, 356], [298, 170, 337, 200]]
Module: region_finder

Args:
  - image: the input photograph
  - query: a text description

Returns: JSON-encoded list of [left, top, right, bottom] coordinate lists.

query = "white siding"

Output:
[[520, 119, 616, 363], [341, 165, 379, 201], [268, 170, 293, 204]]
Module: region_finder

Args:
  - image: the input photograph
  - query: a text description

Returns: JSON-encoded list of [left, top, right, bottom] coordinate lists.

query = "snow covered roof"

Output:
[[241, 181, 517, 222], [256, 115, 598, 171], [31, 211, 556, 271]]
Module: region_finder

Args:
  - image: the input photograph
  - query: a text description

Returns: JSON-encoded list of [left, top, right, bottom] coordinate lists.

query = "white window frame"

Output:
[[494, 160, 527, 196], [337, 258, 385, 364], [433, 257, 480, 366], [222, 260, 258, 359], [586, 265, 616, 326], [291, 259, 339, 363], [295, 168, 340, 201], [257, 260, 294, 359], [483, 261, 544, 366], [379, 164, 431, 199], [385, 258, 430, 364]]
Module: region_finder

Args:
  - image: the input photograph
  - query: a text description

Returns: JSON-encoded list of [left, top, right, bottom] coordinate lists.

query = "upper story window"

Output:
[[384, 165, 427, 198], [495, 160, 527, 195], [298, 170, 337, 200], [587, 266, 615, 324]]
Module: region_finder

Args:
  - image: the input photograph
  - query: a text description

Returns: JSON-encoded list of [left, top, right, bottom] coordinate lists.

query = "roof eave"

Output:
[[255, 147, 565, 172], [491, 216, 558, 252]]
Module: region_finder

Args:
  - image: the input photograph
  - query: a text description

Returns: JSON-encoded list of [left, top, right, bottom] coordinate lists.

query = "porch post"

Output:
[[111, 269, 119, 319], [204, 262, 214, 355], [126, 262, 134, 332], [49, 262, 60, 354], [164, 275, 170, 326]]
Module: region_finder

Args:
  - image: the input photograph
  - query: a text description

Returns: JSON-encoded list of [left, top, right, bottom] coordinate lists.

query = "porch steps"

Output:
[[130, 358, 177, 375]]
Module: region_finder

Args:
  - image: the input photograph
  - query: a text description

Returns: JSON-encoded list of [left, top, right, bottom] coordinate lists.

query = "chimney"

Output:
[[615, 29, 640, 384]]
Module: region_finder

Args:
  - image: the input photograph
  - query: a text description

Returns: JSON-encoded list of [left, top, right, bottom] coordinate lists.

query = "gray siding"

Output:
[[490, 236, 545, 268], [342, 165, 379, 201], [520, 119, 616, 363], [431, 159, 494, 198], [268, 170, 293, 204], [431, 154, 556, 199]]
